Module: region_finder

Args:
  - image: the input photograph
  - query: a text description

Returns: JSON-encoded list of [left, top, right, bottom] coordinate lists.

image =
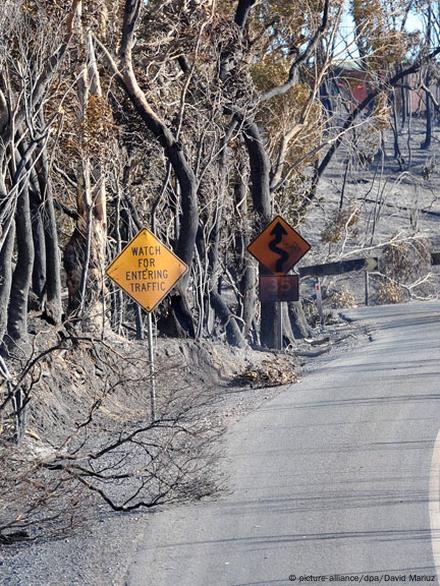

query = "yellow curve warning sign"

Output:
[[106, 228, 188, 312]]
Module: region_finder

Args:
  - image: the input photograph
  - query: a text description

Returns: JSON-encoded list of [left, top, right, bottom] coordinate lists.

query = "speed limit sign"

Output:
[[259, 274, 299, 303]]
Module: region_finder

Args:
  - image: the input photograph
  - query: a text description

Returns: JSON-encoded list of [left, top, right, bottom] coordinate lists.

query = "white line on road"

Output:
[[429, 428, 440, 583]]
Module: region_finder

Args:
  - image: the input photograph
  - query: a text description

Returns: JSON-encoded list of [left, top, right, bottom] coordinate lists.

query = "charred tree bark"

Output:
[[288, 301, 312, 339], [161, 294, 195, 338], [421, 87, 433, 150], [0, 222, 15, 345], [242, 121, 278, 347], [30, 187, 46, 304], [421, 6, 433, 151], [116, 102, 198, 289], [234, 0, 257, 28], [391, 92, 405, 169], [64, 175, 106, 329], [239, 260, 257, 339], [281, 302, 296, 347], [319, 77, 333, 118], [43, 201, 63, 325], [29, 134, 63, 325], [207, 126, 246, 348], [6, 184, 35, 350], [400, 79, 407, 129], [243, 121, 272, 221], [233, 176, 257, 340], [210, 290, 246, 348]]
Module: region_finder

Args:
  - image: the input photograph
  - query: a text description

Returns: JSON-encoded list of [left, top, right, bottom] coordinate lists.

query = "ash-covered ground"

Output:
[[298, 120, 440, 307]]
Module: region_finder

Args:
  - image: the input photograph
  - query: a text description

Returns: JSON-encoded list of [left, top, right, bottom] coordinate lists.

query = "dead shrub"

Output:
[[374, 280, 405, 304], [373, 237, 434, 303], [381, 238, 430, 282], [0, 336, 221, 543], [0, 440, 88, 543], [321, 205, 360, 244], [236, 357, 297, 388], [329, 287, 357, 309]]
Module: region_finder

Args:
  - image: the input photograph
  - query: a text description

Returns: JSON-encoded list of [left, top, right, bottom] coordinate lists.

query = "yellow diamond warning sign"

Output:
[[106, 228, 188, 312]]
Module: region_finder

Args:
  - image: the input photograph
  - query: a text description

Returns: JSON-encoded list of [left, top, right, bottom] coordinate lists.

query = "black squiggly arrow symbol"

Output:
[[269, 222, 289, 272]]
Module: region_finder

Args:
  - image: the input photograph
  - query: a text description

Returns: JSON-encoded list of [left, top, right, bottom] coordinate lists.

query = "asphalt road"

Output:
[[128, 302, 440, 586]]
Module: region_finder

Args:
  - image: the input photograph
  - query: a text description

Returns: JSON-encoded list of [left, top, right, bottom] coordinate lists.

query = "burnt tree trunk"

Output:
[[288, 300, 312, 339], [232, 176, 258, 341], [6, 184, 35, 350], [64, 173, 107, 329], [210, 290, 246, 347], [421, 6, 433, 151], [0, 222, 15, 345], [391, 92, 405, 169], [64, 33, 107, 331], [421, 87, 433, 150], [39, 169, 63, 324], [32, 139, 63, 325], [239, 260, 257, 339], [400, 79, 407, 129], [207, 126, 246, 348], [30, 186, 46, 304], [242, 120, 278, 348]]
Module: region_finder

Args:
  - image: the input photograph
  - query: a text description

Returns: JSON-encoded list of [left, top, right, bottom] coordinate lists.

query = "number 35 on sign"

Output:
[[259, 275, 299, 303]]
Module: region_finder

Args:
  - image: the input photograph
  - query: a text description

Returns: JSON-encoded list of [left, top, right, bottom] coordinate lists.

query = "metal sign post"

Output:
[[278, 303, 283, 351], [364, 272, 370, 306], [106, 228, 188, 422], [147, 312, 156, 421], [315, 279, 324, 327]]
